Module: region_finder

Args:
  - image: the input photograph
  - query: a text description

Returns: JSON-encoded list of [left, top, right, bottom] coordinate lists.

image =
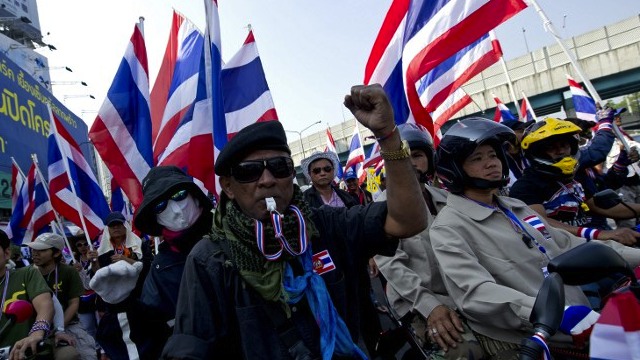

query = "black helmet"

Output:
[[520, 118, 581, 181], [435, 118, 515, 194], [398, 123, 435, 178]]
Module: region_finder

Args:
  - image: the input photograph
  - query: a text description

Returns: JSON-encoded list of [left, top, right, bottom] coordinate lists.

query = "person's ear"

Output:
[[219, 176, 235, 200]]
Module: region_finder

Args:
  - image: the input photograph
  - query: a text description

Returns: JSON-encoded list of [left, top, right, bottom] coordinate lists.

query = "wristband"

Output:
[[375, 125, 397, 142], [28, 319, 51, 337], [578, 227, 600, 241]]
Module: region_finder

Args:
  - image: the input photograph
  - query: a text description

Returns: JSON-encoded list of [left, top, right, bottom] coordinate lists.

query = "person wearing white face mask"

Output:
[[130, 166, 214, 359]]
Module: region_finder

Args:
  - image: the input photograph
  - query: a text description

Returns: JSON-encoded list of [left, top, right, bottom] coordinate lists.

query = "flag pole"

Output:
[[491, 31, 522, 118], [48, 106, 95, 252], [31, 154, 77, 261], [527, 0, 630, 151], [10, 157, 26, 179]]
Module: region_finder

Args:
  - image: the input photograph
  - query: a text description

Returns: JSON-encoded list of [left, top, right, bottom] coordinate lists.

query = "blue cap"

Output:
[[344, 169, 357, 180], [104, 211, 126, 226]]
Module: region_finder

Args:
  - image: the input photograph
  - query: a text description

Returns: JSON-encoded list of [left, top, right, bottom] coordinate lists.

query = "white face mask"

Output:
[[156, 194, 203, 232]]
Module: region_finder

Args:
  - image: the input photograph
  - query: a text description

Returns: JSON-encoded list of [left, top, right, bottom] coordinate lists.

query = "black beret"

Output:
[[214, 120, 291, 176]]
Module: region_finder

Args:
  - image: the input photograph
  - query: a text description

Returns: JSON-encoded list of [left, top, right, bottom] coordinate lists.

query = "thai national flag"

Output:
[[364, 0, 527, 137], [520, 92, 538, 122], [344, 123, 365, 182], [589, 290, 640, 360], [567, 74, 597, 122], [432, 87, 472, 145], [493, 95, 517, 123], [25, 163, 55, 243], [223, 30, 279, 138], [324, 128, 344, 182], [151, 11, 203, 165], [89, 21, 153, 209], [49, 109, 110, 241], [417, 31, 501, 113], [5, 160, 30, 243], [110, 177, 133, 223]]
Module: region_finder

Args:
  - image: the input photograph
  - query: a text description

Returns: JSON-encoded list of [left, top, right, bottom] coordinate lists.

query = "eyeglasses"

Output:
[[311, 166, 333, 175], [230, 156, 294, 183], [154, 189, 189, 214], [76, 242, 88, 248]]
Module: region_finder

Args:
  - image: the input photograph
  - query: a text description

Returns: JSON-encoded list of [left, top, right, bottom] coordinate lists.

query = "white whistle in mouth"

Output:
[[265, 197, 277, 213]]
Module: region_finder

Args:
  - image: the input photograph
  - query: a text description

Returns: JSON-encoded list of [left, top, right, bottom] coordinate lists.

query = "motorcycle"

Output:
[[519, 240, 640, 359]]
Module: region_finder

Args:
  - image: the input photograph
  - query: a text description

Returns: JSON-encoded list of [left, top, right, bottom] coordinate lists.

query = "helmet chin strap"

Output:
[[465, 176, 509, 191], [417, 169, 430, 184]]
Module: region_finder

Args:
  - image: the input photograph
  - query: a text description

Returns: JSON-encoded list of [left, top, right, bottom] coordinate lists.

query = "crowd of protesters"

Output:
[[3, 84, 640, 360]]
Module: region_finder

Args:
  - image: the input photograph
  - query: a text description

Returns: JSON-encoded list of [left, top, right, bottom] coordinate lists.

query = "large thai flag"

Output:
[[5, 161, 30, 243], [432, 87, 472, 145], [362, 142, 384, 179], [365, 0, 527, 136], [49, 110, 110, 241], [493, 95, 517, 123], [567, 74, 597, 122], [89, 21, 153, 209], [344, 123, 366, 182], [324, 128, 344, 182], [590, 290, 640, 360], [223, 30, 279, 138], [25, 163, 55, 243], [417, 31, 501, 112], [520, 92, 538, 122], [151, 12, 203, 164]]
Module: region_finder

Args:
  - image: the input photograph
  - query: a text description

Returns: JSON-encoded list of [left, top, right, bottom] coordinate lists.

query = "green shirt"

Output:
[[42, 263, 83, 324], [0, 266, 51, 347]]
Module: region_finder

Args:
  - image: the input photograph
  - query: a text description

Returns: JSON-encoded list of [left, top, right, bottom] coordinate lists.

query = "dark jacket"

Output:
[[162, 202, 396, 359], [303, 185, 359, 209]]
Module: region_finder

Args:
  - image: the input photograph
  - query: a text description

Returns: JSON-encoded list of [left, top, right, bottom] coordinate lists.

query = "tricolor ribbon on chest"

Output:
[[255, 205, 309, 261]]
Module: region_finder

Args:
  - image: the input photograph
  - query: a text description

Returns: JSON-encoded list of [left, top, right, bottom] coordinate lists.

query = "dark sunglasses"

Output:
[[76, 242, 88, 248], [231, 156, 294, 183], [154, 189, 189, 214], [311, 166, 333, 175]]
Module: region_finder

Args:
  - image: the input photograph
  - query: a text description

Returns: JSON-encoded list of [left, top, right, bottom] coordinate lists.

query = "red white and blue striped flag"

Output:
[[25, 162, 55, 243], [432, 87, 472, 145], [324, 128, 344, 182], [520, 92, 538, 122], [223, 30, 279, 138], [364, 0, 527, 136], [345, 123, 365, 182], [89, 21, 153, 208], [49, 109, 110, 241], [567, 74, 597, 122], [151, 11, 203, 165], [590, 290, 640, 360], [5, 160, 30, 243], [493, 95, 517, 123]]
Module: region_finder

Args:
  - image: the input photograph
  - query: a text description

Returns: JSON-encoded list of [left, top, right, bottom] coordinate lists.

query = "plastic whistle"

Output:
[[265, 197, 278, 213]]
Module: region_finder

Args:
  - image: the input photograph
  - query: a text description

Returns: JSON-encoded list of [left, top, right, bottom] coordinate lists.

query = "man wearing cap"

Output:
[[0, 229, 55, 359], [28, 232, 96, 359], [92, 212, 143, 269], [344, 169, 373, 205], [301, 150, 358, 209], [162, 84, 427, 359]]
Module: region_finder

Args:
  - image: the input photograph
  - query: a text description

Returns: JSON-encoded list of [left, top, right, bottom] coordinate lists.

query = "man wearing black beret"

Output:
[[162, 84, 428, 359]]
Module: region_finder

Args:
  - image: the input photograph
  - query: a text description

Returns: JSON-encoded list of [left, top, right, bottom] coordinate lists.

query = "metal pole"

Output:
[[528, 0, 630, 151]]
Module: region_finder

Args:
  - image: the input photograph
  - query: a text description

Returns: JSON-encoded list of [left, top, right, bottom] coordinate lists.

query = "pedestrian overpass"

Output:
[[456, 14, 640, 123]]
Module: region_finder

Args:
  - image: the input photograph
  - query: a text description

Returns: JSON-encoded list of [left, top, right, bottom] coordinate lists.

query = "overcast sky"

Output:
[[36, 0, 640, 135]]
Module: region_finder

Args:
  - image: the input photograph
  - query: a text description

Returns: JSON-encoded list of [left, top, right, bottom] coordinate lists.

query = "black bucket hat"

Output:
[[133, 166, 213, 235]]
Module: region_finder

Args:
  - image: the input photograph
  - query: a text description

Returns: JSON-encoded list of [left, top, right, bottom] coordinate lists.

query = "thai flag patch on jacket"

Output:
[[523, 214, 552, 241], [312, 250, 336, 275]]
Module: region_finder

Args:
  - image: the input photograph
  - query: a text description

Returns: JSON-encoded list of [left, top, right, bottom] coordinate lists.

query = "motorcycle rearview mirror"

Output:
[[592, 189, 622, 209], [547, 242, 637, 286], [5, 300, 34, 323], [519, 273, 565, 360]]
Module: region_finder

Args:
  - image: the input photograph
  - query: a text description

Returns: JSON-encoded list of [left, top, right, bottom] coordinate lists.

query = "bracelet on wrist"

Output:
[[375, 125, 397, 142], [28, 319, 51, 337], [380, 140, 411, 161], [578, 227, 600, 241]]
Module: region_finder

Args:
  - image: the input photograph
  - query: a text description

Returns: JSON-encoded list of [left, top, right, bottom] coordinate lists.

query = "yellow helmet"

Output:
[[521, 118, 582, 180]]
